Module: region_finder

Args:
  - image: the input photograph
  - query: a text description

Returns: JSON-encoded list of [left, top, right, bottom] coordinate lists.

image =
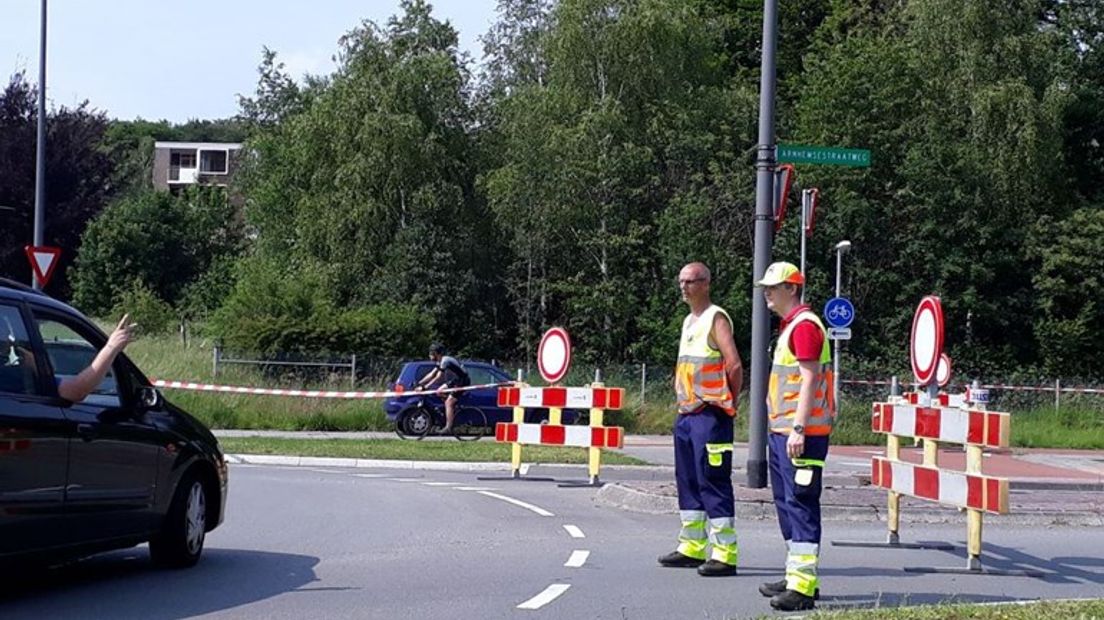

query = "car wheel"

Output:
[[398, 405, 433, 440], [150, 471, 207, 568]]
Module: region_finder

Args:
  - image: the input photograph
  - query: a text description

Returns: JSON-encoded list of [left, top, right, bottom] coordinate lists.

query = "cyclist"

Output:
[[414, 343, 471, 433]]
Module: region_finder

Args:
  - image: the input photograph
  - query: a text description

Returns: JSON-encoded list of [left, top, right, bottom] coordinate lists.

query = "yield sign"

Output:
[[24, 245, 62, 288]]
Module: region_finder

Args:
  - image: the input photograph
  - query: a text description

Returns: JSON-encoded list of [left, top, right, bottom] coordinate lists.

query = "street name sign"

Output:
[[777, 144, 871, 167]]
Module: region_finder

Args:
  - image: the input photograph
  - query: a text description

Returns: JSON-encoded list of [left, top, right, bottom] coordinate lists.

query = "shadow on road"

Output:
[[0, 547, 322, 619]]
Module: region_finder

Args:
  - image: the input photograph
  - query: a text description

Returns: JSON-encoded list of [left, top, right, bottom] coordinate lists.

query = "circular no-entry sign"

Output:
[[910, 296, 944, 386], [537, 327, 572, 384], [936, 353, 952, 388]]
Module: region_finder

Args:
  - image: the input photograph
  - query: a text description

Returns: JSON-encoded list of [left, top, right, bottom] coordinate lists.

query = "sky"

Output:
[[1, 0, 500, 123]]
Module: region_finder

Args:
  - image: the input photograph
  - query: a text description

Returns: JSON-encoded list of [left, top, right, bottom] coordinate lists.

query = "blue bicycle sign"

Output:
[[824, 297, 855, 328]]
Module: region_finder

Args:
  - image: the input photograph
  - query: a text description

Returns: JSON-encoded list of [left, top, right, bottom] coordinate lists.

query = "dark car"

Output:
[[0, 278, 228, 570], [383, 360, 580, 428]]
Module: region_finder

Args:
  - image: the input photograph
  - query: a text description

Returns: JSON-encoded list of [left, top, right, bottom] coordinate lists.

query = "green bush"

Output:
[[112, 281, 176, 335]]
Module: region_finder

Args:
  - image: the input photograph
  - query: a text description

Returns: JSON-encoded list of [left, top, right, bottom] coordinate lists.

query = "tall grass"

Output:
[[123, 331, 1104, 447]]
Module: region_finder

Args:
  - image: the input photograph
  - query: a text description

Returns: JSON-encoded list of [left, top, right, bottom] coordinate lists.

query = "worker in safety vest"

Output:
[[658, 262, 744, 577], [756, 261, 835, 611]]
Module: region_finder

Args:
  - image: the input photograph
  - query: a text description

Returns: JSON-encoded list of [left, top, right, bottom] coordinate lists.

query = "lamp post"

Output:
[[33, 0, 48, 289], [747, 0, 779, 490], [833, 240, 851, 405]]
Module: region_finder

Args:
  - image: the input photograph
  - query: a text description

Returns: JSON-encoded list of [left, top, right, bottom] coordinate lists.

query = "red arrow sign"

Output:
[[24, 245, 62, 288]]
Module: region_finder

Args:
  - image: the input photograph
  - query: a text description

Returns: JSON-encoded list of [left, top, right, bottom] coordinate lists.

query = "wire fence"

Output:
[[208, 348, 1103, 413]]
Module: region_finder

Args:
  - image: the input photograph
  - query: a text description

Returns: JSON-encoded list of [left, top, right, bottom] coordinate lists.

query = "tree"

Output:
[[0, 72, 117, 297], [69, 187, 244, 317]]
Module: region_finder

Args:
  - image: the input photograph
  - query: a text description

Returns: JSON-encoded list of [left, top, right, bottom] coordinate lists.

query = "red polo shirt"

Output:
[[779, 304, 825, 362]]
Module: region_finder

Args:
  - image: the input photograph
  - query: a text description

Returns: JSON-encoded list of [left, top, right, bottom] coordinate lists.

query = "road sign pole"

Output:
[[32, 0, 48, 290], [834, 245, 841, 404], [748, 0, 779, 490], [800, 190, 808, 304]]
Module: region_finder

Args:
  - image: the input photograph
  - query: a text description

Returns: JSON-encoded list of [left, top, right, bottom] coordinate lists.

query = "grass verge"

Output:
[[791, 599, 1104, 619], [218, 436, 649, 465]]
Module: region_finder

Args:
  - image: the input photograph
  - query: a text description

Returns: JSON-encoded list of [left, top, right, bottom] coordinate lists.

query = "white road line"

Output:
[[476, 491, 555, 517], [387, 478, 423, 482], [353, 474, 386, 478], [422, 482, 460, 486], [564, 550, 589, 568], [517, 584, 571, 610], [454, 486, 497, 491], [563, 525, 585, 539]]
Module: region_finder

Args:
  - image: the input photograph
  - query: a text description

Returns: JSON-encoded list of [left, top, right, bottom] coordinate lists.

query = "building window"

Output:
[[200, 150, 228, 174], [170, 151, 197, 168]]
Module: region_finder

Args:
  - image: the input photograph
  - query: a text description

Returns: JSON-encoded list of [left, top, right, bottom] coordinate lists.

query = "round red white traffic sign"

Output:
[[936, 353, 952, 388], [537, 327, 572, 384], [910, 296, 944, 386]]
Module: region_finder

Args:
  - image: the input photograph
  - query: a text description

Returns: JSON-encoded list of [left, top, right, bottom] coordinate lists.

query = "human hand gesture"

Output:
[[106, 314, 137, 353], [786, 430, 805, 459]]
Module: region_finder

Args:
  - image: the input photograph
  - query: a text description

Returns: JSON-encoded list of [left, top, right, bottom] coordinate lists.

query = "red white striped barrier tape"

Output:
[[496, 386, 625, 410], [872, 402, 1011, 448], [151, 379, 514, 400], [842, 379, 1104, 395], [870, 456, 1009, 514], [494, 422, 624, 449]]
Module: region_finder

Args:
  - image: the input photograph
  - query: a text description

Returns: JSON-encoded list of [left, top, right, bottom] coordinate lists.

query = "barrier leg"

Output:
[[966, 444, 983, 571], [559, 406, 605, 488], [479, 405, 555, 482], [832, 411, 953, 551]]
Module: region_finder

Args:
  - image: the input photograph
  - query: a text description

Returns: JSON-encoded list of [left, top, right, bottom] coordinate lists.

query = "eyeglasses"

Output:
[[677, 277, 706, 286]]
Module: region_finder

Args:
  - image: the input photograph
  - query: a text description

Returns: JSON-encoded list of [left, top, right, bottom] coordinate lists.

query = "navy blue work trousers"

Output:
[[768, 432, 830, 543], [673, 407, 735, 518]]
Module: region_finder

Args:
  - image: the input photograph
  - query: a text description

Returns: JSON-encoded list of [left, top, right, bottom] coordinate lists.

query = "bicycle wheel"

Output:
[[452, 406, 488, 442], [398, 405, 434, 441]]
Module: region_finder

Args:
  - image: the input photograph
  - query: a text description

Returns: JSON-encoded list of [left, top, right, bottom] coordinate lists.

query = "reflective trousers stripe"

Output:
[[708, 516, 739, 565], [677, 510, 708, 559], [785, 542, 819, 596]]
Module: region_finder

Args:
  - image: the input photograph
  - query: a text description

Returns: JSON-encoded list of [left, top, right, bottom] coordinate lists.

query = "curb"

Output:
[[594, 483, 1104, 526]]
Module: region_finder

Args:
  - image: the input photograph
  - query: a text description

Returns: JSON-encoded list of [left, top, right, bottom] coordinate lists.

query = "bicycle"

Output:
[[828, 304, 852, 321], [393, 397, 489, 442]]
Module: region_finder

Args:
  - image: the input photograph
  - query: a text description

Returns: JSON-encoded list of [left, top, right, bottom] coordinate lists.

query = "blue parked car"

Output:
[[385, 360, 580, 440]]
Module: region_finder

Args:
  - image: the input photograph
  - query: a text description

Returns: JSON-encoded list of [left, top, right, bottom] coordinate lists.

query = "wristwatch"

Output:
[[792, 424, 806, 435]]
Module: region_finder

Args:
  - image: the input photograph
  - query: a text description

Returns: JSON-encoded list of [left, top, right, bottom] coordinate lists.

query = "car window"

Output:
[[34, 315, 121, 407], [467, 367, 499, 387], [0, 304, 41, 396], [412, 364, 434, 384]]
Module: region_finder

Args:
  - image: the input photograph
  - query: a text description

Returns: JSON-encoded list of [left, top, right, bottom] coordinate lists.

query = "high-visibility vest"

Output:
[[675, 305, 736, 416], [768, 309, 834, 435]]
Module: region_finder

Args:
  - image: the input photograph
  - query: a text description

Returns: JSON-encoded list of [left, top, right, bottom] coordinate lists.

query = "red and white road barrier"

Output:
[[871, 456, 1008, 514], [151, 379, 512, 400], [872, 402, 1011, 449], [494, 422, 624, 449], [496, 386, 625, 410]]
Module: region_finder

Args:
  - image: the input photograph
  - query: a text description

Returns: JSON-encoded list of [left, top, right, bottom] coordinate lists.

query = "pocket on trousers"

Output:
[[793, 467, 821, 499]]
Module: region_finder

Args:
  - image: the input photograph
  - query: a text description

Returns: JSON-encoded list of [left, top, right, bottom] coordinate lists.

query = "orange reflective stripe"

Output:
[[700, 379, 726, 389]]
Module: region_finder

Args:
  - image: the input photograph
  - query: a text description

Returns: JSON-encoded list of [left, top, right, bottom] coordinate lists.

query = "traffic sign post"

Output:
[[777, 144, 871, 167], [24, 245, 61, 289]]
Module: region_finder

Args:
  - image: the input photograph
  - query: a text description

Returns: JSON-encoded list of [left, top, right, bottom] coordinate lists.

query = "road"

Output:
[[2, 464, 1102, 619]]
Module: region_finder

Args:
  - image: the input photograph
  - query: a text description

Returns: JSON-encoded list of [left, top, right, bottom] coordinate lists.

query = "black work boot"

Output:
[[759, 579, 820, 599], [696, 559, 737, 577], [657, 551, 704, 568], [770, 589, 816, 611]]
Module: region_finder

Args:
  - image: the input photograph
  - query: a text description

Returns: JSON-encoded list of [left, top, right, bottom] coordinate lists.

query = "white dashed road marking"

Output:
[[517, 584, 571, 610], [422, 481, 461, 486], [476, 491, 555, 517], [563, 524, 585, 539], [564, 550, 589, 568], [454, 486, 497, 491], [386, 478, 423, 482]]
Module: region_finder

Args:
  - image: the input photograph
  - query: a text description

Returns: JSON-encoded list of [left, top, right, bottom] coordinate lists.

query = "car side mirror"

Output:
[[138, 386, 162, 409]]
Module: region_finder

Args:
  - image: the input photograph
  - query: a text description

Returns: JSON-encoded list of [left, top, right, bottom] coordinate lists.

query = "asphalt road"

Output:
[[2, 465, 1102, 619]]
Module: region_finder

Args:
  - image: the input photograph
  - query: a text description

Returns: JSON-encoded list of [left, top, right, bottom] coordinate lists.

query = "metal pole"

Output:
[[640, 362, 646, 408], [834, 246, 842, 407], [32, 0, 48, 289], [800, 191, 808, 304], [747, 0, 779, 490], [350, 354, 357, 389]]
